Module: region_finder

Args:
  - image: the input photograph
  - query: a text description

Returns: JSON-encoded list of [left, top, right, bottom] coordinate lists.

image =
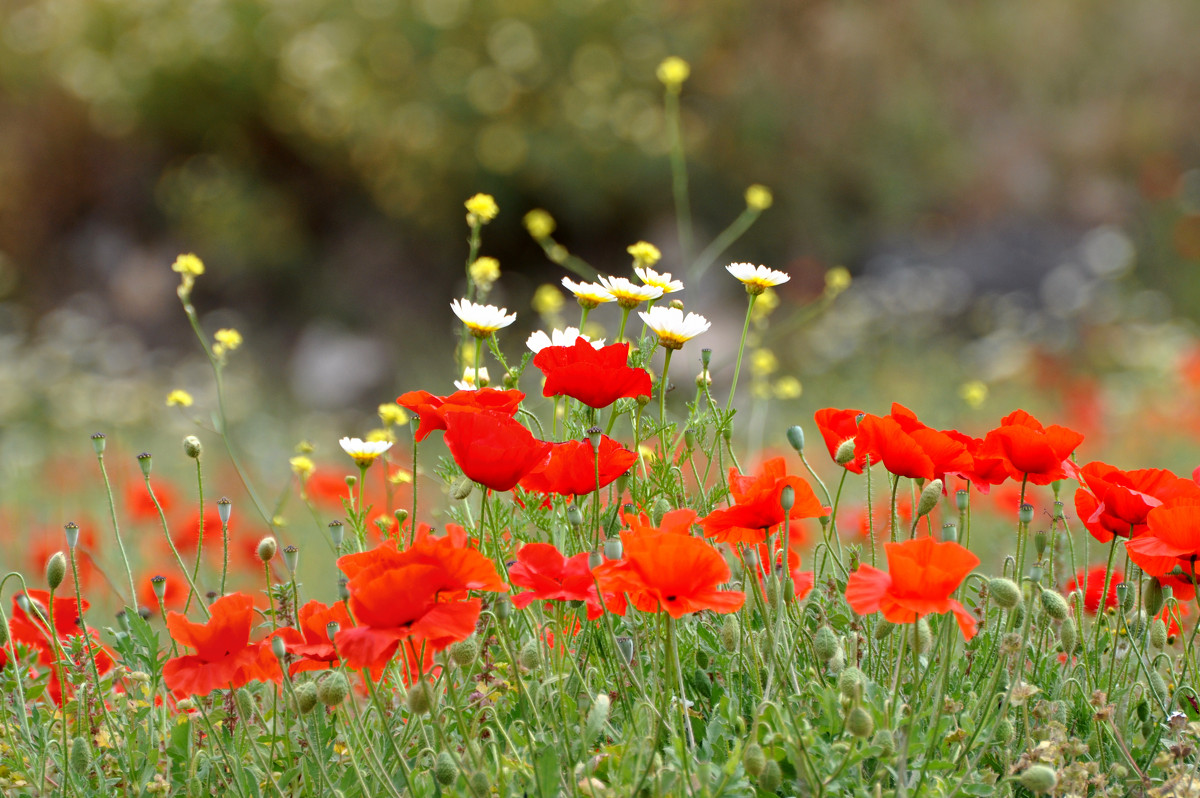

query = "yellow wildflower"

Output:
[[744, 185, 773, 211], [825, 266, 852, 296], [295, 440, 314, 454], [656, 57, 690, 91], [751, 349, 778, 377], [773, 376, 803, 399], [366, 428, 395, 444], [388, 468, 414, 485], [289, 455, 315, 481], [469, 257, 501, 291], [523, 209, 556, 240], [378, 403, 409, 427], [165, 389, 194, 408], [172, 253, 205, 277], [627, 241, 662, 268], [959, 380, 988, 409], [465, 193, 499, 224], [213, 328, 243, 358], [532, 283, 565, 317]]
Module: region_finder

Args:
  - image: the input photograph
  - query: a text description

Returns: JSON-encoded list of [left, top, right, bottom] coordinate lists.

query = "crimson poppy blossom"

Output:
[[443, 410, 551, 492], [1073, 463, 1200, 543], [942, 430, 1010, 490], [1126, 500, 1200, 576], [700, 458, 828, 545], [519, 435, 637, 496], [977, 410, 1084, 485], [844, 537, 980, 640], [814, 408, 867, 473], [594, 525, 744, 618], [163, 593, 279, 696], [508, 543, 623, 619], [277, 600, 356, 674], [5, 591, 115, 682], [533, 339, 652, 409], [396, 388, 524, 442], [1064, 566, 1123, 614]]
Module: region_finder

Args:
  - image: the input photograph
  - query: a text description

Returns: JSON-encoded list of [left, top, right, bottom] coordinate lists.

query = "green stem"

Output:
[[658, 346, 674, 457], [94, 448, 137, 608], [664, 88, 692, 268], [185, 457, 205, 614], [725, 294, 756, 415]]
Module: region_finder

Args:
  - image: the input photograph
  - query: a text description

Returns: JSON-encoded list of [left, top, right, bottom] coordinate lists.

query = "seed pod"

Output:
[[720, 615, 740, 653], [1116, 582, 1134, 613], [1060, 617, 1077, 654], [450, 636, 479, 667], [63, 522, 80, 549], [588, 550, 603, 569], [742, 742, 766, 777], [846, 706, 874, 738], [955, 489, 969, 512], [1018, 503, 1034, 524], [567, 505, 584, 527], [434, 752, 458, 786], [838, 667, 866, 700], [758, 759, 782, 793], [294, 682, 318, 714], [1041, 590, 1069, 621], [1150, 618, 1168, 649], [70, 737, 91, 775], [989, 578, 1021, 610], [407, 680, 435, 715], [137, 452, 153, 477], [603, 537, 623, 560], [493, 595, 511, 621], [916, 618, 932, 655], [317, 673, 349, 707], [283, 545, 299, 574], [941, 522, 957, 543], [1018, 765, 1058, 794], [91, 432, 107, 455]]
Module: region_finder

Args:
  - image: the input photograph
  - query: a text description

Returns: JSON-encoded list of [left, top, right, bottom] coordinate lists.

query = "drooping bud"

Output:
[[449, 636, 479, 667], [588, 550, 603, 569], [651, 498, 671, 525], [916, 479, 943, 518], [317, 672, 349, 707], [834, 439, 856, 465], [0, 616, 8, 647], [994, 716, 1014, 745], [468, 772, 489, 796], [407, 680, 436, 715], [846, 706, 874, 738], [70, 737, 91, 776], [394, 509, 409, 528], [46, 552, 67, 590], [837, 666, 865, 700], [90, 432, 106, 455], [742, 742, 766, 777], [989, 578, 1022, 610], [256, 536, 277, 563], [450, 475, 474, 501], [217, 497, 232, 525], [271, 635, 288, 661], [183, 435, 203, 459], [873, 620, 895, 640], [720, 615, 740, 652], [1060, 617, 1077, 654], [758, 759, 782, 793], [519, 638, 541, 670], [434, 752, 458, 786], [1017, 765, 1058, 795], [294, 682, 318, 714], [916, 618, 932, 655], [137, 452, 153, 477], [1041, 590, 1069, 621], [1149, 618, 1168, 650], [814, 625, 839, 662], [786, 425, 805, 453]]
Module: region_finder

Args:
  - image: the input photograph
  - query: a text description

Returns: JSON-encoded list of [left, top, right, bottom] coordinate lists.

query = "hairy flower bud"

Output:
[[46, 552, 67, 590], [989, 578, 1022, 610], [451, 475, 474, 501], [994, 716, 1014, 745], [449, 636, 479, 668], [183, 435, 203, 459], [567, 505, 584, 527], [407, 680, 436, 715], [256, 536, 277, 563], [294, 682, 318, 714], [317, 672, 349, 707], [434, 752, 458, 786], [838, 667, 865, 700], [584, 693, 610, 744], [758, 760, 782, 793], [742, 742, 766, 777], [70, 737, 91, 776], [493, 595, 511, 621], [0, 617, 8, 647], [1150, 618, 1168, 650], [1144, 579, 1165, 616], [916, 480, 943, 518], [1041, 590, 1069, 621], [846, 706, 874, 738], [520, 638, 542, 670], [814, 625, 839, 663], [834, 439, 856, 465], [873, 620, 895, 640], [1060, 617, 1077, 654], [916, 618, 932, 655], [1018, 765, 1058, 794], [720, 615, 740, 653]]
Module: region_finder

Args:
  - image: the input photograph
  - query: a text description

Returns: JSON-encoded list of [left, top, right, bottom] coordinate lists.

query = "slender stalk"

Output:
[[185, 457, 205, 614], [145, 475, 209, 618], [663, 87, 692, 268], [94, 445, 137, 607], [725, 294, 756, 415]]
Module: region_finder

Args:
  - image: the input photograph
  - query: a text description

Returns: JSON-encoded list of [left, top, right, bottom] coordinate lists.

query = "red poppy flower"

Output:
[[942, 431, 1010, 490], [1073, 463, 1200, 543], [700, 457, 828, 545], [749, 537, 814, 601], [1126, 500, 1200, 576], [623, 508, 698, 537], [854, 410, 973, 482], [276, 600, 356, 674], [397, 388, 525, 442], [1064, 566, 1123, 614], [814, 408, 867, 473], [533, 339, 653, 409], [443, 410, 551, 492], [163, 593, 279, 696], [977, 410, 1084, 485], [519, 435, 637, 496], [509, 543, 624, 619], [334, 536, 506, 671], [594, 525, 744, 618], [6, 591, 114, 676], [844, 537, 980, 640]]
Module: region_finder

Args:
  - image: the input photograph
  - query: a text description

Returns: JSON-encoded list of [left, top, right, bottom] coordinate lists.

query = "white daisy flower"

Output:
[[561, 277, 615, 308], [454, 366, 491, 391], [526, 327, 604, 353], [598, 275, 663, 309], [339, 437, 393, 468], [634, 266, 684, 294], [726, 262, 790, 295], [638, 306, 711, 350], [451, 298, 516, 337]]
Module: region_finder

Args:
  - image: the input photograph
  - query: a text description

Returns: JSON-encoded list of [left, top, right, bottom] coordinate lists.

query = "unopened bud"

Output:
[[317, 672, 349, 707], [846, 706, 874, 738], [271, 635, 287, 660], [742, 742, 766, 777], [217, 497, 231, 525], [780, 485, 795, 514], [294, 682, 318, 714], [1017, 764, 1058, 794], [720, 615, 739, 652], [46, 552, 67, 590], [651, 497, 671, 525], [449, 636, 479, 667], [433, 751, 458, 786], [1150, 618, 1168, 650], [256, 536, 277, 563], [758, 759, 782, 793], [1144, 579, 1165, 616], [837, 666, 865, 699], [70, 737, 91, 776], [989, 578, 1022, 610], [137, 452, 153, 477], [64, 522, 80, 549], [1041, 590, 1069, 621], [834, 439, 856, 465], [588, 550, 603, 569], [584, 692, 610, 743], [916, 618, 932, 654], [407, 680, 436, 715], [814, 625, 839, 662], [183, 435, 203, 459], [0, 617, 8, 647], [394, 508, 409, 527], [493, 595, 511, 620], [786, 425, 804, 453], [916, 480, 942, 518], [1060, 617, 1077, 654], [519, 638, 541, 669], [994, 716, 1014, 745], [451, 475, 474, 501], [873, 620, 895, 640]]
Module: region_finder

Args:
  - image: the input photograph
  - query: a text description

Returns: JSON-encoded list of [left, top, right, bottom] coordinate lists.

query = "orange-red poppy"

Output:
[[443, 410, 551, 492], [519, 434, 637, 497], [814, 407, 867, 473], [1073, 462, 1200, 543], [533, 339, 653, 409], [509, 543, 623, 619], [1126, 500, 1200, 576], [700, 457, 827, 545], [978, 410, 1083, 485], [397, 388, 525, 442], [275, 599, 355, 674], [163, 593, 278, 696], [1064, 566, 1122, 614], [844, 537, 980, 640]]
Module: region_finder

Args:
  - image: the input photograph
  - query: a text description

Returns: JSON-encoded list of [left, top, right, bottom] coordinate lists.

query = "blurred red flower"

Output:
[[533, 339, 652, 409], [443, 410, 551, 492], [397, 388, 524, 442], [519, 435, 636, 496], [1064, 566, 1123, 614], [844, 537, 980, 639], [163, 593, 278, 696], [700, 457, 827, 545]]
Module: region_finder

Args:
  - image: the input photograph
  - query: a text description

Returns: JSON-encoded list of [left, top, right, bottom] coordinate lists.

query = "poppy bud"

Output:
[[786, 425, 804, 453], [0, 617, 8, 647], [1041, 590, 1069, 621], [151, 575, 167, 599], [838, 666, 865, 700], [283, 545, 299, 574], [941, 522, 957, 543], [493, 595, 511, 620], [70, 737, 91, 776], [720, 615, 739, 652], [449, 636, 479, 667], [603, 537, 623, 560], [651, 498, 671, 525], [394, 509, 409, 527], [916, 618, 932, 654], [758, 759, 782, 793], [1127, 610, 1146, 639], [834, 439, 856, 465], [872, 729, 895, 756], [989, 578, 1021, 610], [827, 648, 846, 675], [1150, 618, 1168, 650], [137, 452, 153, 477], [468, 772, 489, 796], [451, 475, 474, 501], [1018, 503, 1034, 524], [584, 693, 610, 744], [235, 689, 255, 719], [873, 620, 895, 640], [267, 635, 286, 662], [183, 435, 203, 459], [407, 680, 436, 715], [1017, 765, 1058, 795], [814, 626, 838, 662], [742, 742, 766, 777], [567, 505, 584, 527], [1060, 617, 1077, 654], [742, 548, 760, 571], [519, 638, 541, 670], [46, 552, 66, 590], [434, 752, 458, 786], [1144, 579, 1164, 616], [91, 432, 106, 455], [994, 716, 1014, 745], [318, 672, 349, 707], [780, 485, 795, 514], [257, 536, 277, 563], [294, 682, 318, 714], [916, 479, 942, 518], [846, 706, 874, 738], [1135, 699, 1150, 723], [217, 497, 232, 525], [616, 636, 634, 664]]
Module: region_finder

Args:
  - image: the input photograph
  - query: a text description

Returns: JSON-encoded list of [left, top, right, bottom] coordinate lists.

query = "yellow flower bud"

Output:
[[744, 184, 773, 211], [165, 389, 194, 408], [656, 56, 691, 91], [464, 193, 499, 223], [523, 209, 556, 240]]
